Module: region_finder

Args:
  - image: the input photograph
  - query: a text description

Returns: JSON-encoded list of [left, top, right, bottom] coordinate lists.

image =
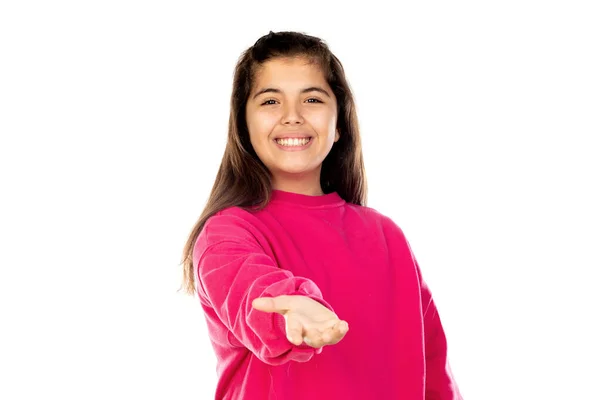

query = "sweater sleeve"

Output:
[[419, 276, 463, 400], [193, 210, 332, 366], [408, 246, 463, 400], [381, 212, 462, 399]]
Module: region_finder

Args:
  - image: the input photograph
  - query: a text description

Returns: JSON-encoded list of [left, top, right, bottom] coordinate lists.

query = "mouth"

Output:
[[273, 137, 313, 151]]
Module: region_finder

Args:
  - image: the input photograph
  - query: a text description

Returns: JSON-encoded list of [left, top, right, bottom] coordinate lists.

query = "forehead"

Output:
[[252, 57, 327, 88]]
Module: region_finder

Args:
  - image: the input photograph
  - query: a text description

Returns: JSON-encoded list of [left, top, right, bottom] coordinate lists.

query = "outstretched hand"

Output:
[[252, 295, 349, 349]]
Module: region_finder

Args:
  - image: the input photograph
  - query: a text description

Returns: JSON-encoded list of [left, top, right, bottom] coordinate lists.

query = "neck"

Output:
[[272, 171, 324, 196]]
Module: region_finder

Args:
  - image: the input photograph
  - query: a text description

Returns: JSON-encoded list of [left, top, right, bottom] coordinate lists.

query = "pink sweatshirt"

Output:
[[193, 190, 462, 399]]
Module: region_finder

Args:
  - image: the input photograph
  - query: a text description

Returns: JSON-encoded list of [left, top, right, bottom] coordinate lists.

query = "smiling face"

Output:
[[245, 56, 339, 195]]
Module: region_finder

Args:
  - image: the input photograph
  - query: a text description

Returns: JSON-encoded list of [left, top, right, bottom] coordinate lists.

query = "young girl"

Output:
[[181, 30, 462, 400]]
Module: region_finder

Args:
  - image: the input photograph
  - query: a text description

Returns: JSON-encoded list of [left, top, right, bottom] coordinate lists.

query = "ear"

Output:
[[334, 129, 340, 142]]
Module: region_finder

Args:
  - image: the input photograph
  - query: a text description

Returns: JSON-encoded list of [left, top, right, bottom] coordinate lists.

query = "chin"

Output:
[[275, 164, 317, 176]]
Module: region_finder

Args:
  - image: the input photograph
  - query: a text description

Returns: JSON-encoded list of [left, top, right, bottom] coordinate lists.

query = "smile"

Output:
[[274, 137, 313, 150]]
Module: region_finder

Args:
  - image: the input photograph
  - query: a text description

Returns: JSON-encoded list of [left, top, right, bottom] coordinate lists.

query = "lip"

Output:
[[273, 137, 313, 151], [273, 132, 313, 140]]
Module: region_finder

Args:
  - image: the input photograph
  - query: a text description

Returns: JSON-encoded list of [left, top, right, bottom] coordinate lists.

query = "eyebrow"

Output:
[[252, 86, 331, 100]]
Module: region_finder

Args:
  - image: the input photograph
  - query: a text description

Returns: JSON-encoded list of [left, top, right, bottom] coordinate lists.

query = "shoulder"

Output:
[[192, 206, 271, 265], [346, 203, 400, 229], [213, 205, 259, 222], [345, 203, 407, 237], [201, 206, 264, 242], [346, 203, 418, 266]]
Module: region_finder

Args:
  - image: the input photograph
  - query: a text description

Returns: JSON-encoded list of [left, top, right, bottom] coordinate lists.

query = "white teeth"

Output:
[[275, 138, 310, 147]]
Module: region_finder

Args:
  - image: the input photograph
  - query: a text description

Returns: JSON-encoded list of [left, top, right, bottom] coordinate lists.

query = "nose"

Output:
[[281, 102, 304, 125]]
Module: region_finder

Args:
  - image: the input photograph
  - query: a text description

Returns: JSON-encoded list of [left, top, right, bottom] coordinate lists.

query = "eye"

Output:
[[260, 98, 323, 106]]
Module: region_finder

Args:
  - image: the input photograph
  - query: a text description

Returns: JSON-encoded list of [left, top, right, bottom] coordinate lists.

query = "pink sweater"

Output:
[[193, 190, 462, 399]]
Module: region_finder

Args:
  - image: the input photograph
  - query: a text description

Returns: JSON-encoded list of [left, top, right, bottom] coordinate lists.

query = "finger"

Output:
[[337, 320, 349, 335], [284, 315, 303, 346], [252, 296, 290, 314], [324, 320, 349, 345], [321, 326, 338, 345], [316, 318, 339, 333], [303, 328, 324, 348]]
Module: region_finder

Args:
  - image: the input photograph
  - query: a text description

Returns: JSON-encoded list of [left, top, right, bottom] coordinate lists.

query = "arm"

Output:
[[193, 210, 332, 365], [408, 245, 463, 400], [420, 277, 463, 400], [382, 213, 462, 399]]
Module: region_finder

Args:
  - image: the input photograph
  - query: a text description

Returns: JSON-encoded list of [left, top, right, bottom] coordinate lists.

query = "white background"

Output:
[[1, 1, 599, 399]]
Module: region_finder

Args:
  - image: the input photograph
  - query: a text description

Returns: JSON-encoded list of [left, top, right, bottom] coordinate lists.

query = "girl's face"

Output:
[[245, 57, 339, 194]]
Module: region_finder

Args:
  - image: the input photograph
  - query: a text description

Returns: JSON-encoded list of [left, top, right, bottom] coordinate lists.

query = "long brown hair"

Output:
[[180, 31, 367, 294]]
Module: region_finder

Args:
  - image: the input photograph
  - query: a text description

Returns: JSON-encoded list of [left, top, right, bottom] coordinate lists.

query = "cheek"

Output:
[[247, 116, 275, 153], [310, 105, 335, 122], [249, 111, 278, 135], [311, 110, 337, 134]]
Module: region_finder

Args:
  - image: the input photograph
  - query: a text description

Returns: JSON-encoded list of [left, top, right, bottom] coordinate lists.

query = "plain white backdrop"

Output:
[[1, 1, 599, 399]]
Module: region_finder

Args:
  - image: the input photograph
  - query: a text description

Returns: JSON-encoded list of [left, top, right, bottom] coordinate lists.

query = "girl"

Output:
[[181, 30, 462, 400]]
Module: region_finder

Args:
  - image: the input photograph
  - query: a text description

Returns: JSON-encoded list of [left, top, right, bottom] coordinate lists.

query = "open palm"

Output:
[[252, 295, 349, 348]]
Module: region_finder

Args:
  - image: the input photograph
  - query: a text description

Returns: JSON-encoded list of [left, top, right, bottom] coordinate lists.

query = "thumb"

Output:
[[252, 295, 291, 314]]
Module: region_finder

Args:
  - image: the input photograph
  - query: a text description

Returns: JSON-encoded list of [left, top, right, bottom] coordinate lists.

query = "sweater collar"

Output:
[[269, 189, 345, 208]]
